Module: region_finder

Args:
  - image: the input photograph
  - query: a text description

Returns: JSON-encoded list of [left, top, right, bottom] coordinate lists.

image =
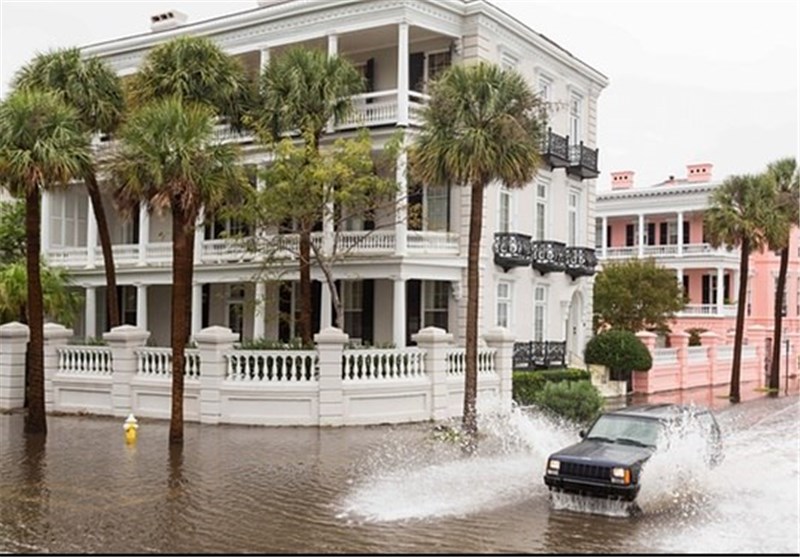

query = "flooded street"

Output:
[[1, 392, 798, 553]]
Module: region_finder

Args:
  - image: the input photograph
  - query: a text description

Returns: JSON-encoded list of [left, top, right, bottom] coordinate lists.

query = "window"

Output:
[[500, 51, 518, 71], [595, 219, 603, 249], [423, 281, 449, 329], [535, 179, 548, 241], [50, 192, 88, 247], [568, 191, 579, 245], [227, 284, 245, 340], [343, 281, 363, 341], [425, 184, 450, 231], [538, 74, 553, 103], [497, 282, 512, 328], [569, 91, 583, 143], [427, 50, 451, 82], [499, 187, 512, 233], [533, 286, 547, 342]]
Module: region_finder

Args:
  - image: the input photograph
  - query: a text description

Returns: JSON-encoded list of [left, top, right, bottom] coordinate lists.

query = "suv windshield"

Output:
[[585, 414, 661, 448]]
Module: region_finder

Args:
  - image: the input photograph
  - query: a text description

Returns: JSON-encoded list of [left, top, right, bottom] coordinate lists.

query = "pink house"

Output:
[[596, 163, 800, 393]]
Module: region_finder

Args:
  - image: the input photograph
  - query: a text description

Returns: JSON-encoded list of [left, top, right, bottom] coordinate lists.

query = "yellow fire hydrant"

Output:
[[124, 413, 139, 444]]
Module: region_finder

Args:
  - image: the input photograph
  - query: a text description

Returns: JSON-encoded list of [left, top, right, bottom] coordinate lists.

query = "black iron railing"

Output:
[[531, 240, 566, 274], [564, 247, 598, 278], [513, 341, 567, 370], [493, 232, 533, 271], [540, 128, 570, 169], [567, 142, 600, 179]]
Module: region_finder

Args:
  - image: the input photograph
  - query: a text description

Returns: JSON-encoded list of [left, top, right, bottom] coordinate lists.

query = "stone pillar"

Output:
[[315, 327, 348, 426], [253, 281, 266, 340], [194, 208, 205, 264], [700, 331, 720, 386], [484, 326, 516, 412], [104, 325, 150, 417], [668, 331, 690, 390], [0, 322, 29, 411], [260, 47, 270, 70], [196, 326, 239, 425], [393, 277, 406, 347], [635, 330, 657, 352], [716, 267, 725, 315], [86, 210, 97, 268], [136, 284, 148, 330], [85, 286, 97, 340], [191, 283, 203, 340], [396, 22, 409, 126], [138, 202, 150, 266], [319, 280, 332, 331], [412, 326, 454, 420], [677, 211, 684, 256], [633, 331, 657, 394], [43, 323, 73, 411], [637, 213, 645, 257], [601, 216, 608, 258]]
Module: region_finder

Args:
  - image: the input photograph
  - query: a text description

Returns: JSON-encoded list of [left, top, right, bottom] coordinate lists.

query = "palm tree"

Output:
[[0, 89, 90, 435], [253, 46, 364, 344], [411, 62, 544, 446], [111, 97, 246, 444], [0, 261, 82, 326], [763, 158, 799, 396], [13, 48, 126, 329], [704, 174, 772, 403]]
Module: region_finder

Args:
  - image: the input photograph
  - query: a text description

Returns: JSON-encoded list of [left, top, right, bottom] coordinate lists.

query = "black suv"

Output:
[[543, 403, 722, 501]]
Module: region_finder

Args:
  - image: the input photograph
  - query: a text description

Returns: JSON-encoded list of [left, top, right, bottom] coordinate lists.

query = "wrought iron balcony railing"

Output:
[[493, 232, 533, 271], [564, 246, 598, 278], [513, 340, 567, 370], [567, 142, 600, 180], [540, 127, 570, 169], [531, 240, 566, 274]]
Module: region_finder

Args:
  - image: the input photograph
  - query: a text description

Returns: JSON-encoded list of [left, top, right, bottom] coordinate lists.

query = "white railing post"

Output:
[[196, 325, 239, 425], [412, 326, 454, 420], [396, 22, 409, 127], [0, 322, 30, 411], [484, 327, 515, 412], [315, 327, 348, 426], [43, 323, 73, 410], [104, 325, 150, 417]]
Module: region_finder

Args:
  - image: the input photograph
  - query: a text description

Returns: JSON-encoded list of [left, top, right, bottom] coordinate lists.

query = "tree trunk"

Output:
[[730, 237, 750, 403], [86, 171, 119, 329], [24, 188, 46, 436], [169, 204, 194, 444], [298, 227, 313, 345], [768, 245, 789, 396], [462, 180, 485, 449]]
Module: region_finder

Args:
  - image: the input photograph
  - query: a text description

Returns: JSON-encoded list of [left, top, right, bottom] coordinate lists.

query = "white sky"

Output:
[[0, 0, 797, 190]]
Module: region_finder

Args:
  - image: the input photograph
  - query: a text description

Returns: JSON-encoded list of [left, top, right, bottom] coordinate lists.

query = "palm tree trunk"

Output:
[[169, 204, 193, 444], [86, 171, 119, 329], [463, 180, 485, 448], [299, 227, 313, 344], [769, 245, 789, 396], [730, 237, 750, 403], [24, 188, 46, 436]]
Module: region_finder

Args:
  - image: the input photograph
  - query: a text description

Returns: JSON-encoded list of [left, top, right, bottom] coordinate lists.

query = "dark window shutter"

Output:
[[625, 224, 634, 247], [409, 52, 425, 93], [682, 275, 690, 300], [406, 280, 421, 346], [702, 275, 710, 305], [660, 222, 668, 245], [365, 58, 375, 105], [361, 280, 374, 345], [683, 221, 691, 245], [278, 282, 291, 342], [606, 225, 612, 247], [202, 284, 210, 330], [647, 223, 656, 246], [312, 281, 322, 336]]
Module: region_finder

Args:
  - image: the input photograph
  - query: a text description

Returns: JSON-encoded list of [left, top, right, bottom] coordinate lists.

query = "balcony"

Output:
[[540, 128, 570, 169], [513, 340, 566, 370], [679, 304, 738, 318], [493, 232, 533, 271], [601, 243, 740, 261], [566, 142, 600, 180], [564, 246, 598, 278], [530, 240, 566, 274]]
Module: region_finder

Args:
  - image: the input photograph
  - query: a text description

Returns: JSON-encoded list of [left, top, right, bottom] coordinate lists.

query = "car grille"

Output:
[[560, 461, 611, 481]]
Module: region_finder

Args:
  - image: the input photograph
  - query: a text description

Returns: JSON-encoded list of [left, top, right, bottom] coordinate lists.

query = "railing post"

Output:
[[700, 331, 719, 386], [485, 327, 516, 412], [412, 326, 454, 420], [0, 322, 30, 411], [43, 323, 74, 411], [104, 325, 150, 417], [315, 327, 348, 426], [668, 332, 690, 390], [196, 326, 239, 425]]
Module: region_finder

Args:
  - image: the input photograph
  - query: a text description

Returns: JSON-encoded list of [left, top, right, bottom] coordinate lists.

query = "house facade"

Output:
[[596, 163, 800, 382], [41, 0, 608, 359]]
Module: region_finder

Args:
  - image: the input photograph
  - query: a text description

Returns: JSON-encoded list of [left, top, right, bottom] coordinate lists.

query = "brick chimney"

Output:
[[686, 163, 713, 183], [610, 170, 635, 190], [150, 10, 188, 32]]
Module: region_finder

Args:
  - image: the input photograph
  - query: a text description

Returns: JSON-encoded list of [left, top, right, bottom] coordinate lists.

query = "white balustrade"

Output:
[[680, 304, 737, 317], [687, 346, 707, 362], [145, 242, 173, 263], [225, 350, 317, 382], [407, 231, 459, 254], [47, 246, 89, 267], [335, 230, 395, 254], [341, 348, 426, 381], [653, 348, 678, 364], [716, 346, 734, 360], [603, 247, 638, 259], [135, 347, 201, 379], [201, 238, 254, 263], [446, 348, 497, 375], [57, 346, 113, 375]]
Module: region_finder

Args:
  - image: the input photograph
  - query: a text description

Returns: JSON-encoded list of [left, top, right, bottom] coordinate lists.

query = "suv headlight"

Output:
[[546, 459, 560, 475], [610, 467, 631, 485]]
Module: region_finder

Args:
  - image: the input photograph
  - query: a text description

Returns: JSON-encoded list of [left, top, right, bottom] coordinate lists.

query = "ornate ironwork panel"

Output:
[[531, 240, 566, 274], [493, 232, 533, 271]]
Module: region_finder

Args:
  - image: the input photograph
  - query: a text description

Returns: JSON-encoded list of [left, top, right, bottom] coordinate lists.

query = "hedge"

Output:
[[533, 380, 604, 424], [512, 368, 589, 406]]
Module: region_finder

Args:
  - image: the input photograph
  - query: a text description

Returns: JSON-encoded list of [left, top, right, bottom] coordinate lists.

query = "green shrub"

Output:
[[533, 380, 604, 424], [584, 330, 652, 381], [512, 368, 590, 405]]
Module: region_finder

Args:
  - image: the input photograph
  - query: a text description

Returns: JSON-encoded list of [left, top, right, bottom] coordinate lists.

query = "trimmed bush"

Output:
[[512, 368, 590, 406], [584, 330, 652, 381], [533, 380, 604, 424]]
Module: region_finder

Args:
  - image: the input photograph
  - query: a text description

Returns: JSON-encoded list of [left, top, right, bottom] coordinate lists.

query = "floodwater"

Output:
[[0, 391, 798, 554]]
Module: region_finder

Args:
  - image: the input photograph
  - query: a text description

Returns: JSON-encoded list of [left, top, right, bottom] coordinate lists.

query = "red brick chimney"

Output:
[[610, 170, 634, 190], [686, 163, 712, 183]]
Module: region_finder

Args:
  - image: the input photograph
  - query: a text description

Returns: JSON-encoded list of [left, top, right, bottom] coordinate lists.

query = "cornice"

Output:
[[597, 182, 719, 202]]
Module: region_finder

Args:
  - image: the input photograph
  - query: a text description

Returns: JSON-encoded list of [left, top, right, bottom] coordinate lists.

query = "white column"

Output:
[[320, 281, 332, 331], [86, 210, 97, 268], [637, 213, 645, 258], [191, 283, 203, 339], [138, 202, 150, 266], [395, 147, 408, 256], [194, 207, 205, 263], [393, 277, 406, 347], [85, 286, 97, 339], [326, 34, 339, 134], [136, 284, 148, 330], [677, 211, 684, 256], [601, 216, 608, 259], [41, 190, 51, 254], [259, 47, 270, 70], [676, 268, 684, 301], [716, 267, 724, 315], [253, 281, 266, 339], [397, 22, 409, 126]]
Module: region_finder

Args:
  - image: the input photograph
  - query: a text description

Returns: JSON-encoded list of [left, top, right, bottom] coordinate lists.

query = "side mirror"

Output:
[[579, 430, 586, 438]]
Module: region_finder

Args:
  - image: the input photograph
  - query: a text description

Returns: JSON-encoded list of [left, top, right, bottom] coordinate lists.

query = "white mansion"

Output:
[[44, 0, 607, 362]]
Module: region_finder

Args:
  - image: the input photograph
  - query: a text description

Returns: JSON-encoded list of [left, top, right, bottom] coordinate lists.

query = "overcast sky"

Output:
[[1, 0, 797, 189]]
